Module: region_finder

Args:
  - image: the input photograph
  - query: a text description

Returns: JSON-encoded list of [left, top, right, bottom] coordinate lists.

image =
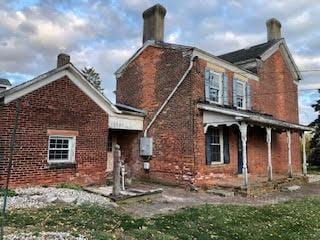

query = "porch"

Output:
[[199, 103, 313, 189], [211, 173, 308, 196]]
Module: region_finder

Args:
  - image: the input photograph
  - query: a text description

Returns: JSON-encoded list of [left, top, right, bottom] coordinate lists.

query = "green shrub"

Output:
[[0, 188, 17, 197], [56, 183, 82, 190]]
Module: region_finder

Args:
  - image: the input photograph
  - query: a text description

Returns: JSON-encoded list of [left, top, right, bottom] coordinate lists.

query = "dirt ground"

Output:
[[119, 180, 320, 218]]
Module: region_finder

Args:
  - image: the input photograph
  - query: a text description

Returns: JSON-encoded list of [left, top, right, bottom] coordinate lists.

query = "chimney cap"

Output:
[[143, 4, 166, 19], [57, 53, 70, 68], [266, 18, 282, 28]]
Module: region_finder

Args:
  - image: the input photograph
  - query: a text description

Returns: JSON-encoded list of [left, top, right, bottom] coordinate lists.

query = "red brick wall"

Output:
[[116, 46, 302, 187], [0, 76, 108, 188], [117, 46, 195, 184]]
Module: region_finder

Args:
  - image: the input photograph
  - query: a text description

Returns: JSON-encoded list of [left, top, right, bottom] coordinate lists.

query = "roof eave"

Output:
[[198, 103, 313, 132]]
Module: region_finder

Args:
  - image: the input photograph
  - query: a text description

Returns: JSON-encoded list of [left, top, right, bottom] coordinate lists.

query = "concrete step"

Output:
[[206, 188, 235, 197]]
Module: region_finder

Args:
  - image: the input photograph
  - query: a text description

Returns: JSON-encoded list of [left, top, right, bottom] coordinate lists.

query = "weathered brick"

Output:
[[0, 76, 108, 188]]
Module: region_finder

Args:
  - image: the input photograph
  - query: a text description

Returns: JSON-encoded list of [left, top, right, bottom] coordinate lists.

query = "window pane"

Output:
[[206, 127, 222, 164], [237, 97, 243, 108], [209, 88, 219, 102], [236, 82, 244, 96], [211, 145, 221, 162], [212, 128, 220, 143], [48, 137, 72, 162]]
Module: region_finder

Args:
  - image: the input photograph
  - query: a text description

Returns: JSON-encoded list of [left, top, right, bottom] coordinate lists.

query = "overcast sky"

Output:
[[0, 0, 319, 124]]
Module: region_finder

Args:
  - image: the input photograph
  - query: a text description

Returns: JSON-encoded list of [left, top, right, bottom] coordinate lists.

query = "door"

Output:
[[107, 133, 116, 172]]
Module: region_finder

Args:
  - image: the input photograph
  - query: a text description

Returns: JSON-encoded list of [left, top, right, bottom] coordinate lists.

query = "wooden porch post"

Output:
[[286, 130, 293, 178], [266, 127, 272, 181], [240, 122, 248, 187], [112, 144, 121, 197], [302, 132, 307, 176]]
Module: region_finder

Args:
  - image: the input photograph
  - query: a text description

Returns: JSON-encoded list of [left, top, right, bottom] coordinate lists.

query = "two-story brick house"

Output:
[[115, 4, 312, 190]]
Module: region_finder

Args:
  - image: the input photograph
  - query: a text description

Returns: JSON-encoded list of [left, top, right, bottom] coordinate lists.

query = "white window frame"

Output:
[[209, 127, 224, 165], [47, 136, 76, 164], [208, 71, 223, 104], [236, 80, 246, 109]]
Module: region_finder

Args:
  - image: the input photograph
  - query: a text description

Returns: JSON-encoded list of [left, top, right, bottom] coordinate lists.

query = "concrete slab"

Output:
[[282, 185, 301, 192], [206, 189, 235, 197], [308, 174, 320, 183], [83, 186, 163, 202]]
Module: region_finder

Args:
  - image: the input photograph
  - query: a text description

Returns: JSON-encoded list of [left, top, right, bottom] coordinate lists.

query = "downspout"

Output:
[[144, 52, 197, 137]]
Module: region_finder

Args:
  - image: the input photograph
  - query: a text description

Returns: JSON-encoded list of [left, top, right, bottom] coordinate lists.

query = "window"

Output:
[[107, 134, 113, 152], [206, 127, 224, 164], [236, 80, 245, 109], [48, 136, 75, 163], [205, 70, 222, 103]]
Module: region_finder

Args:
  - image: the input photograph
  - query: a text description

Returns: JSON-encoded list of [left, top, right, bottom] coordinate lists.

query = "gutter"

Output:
[[144, 52, 197, 137]]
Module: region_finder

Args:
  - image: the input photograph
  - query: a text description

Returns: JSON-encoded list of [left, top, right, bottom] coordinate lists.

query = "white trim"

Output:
[[115, 40, 154, 77], [47, 135, 76, 164], [2, 64, 121, 116], [198, 103, 313, 131], [114, 41, 260, 81], [235, 80, 246, 109], [198, 103, 249, 118], [109, 114, 144, 130], [194, 49, 259, 81], [302, 133, 307, 176], [207, 126, 224, 165], [239, 122, 248, 186], [206, 70, 223, 105], [287, 130, 293, 178], [266, 127, 273, 181], [260, 41, 281, 61], [260, 39, 302, 81]]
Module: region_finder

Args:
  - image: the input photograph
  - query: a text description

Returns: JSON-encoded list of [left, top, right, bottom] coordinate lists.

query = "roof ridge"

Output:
[[218, 39, 282, 57]]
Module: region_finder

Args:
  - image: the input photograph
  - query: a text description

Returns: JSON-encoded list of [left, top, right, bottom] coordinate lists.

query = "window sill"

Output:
[[207, 163, 226, 167], [45, 162, 76, 169], [207, 100, 222, 105]]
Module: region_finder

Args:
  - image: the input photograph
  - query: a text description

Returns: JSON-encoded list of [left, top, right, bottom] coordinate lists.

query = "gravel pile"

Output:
[[4, 232, 86, 240], [0, 187, 117, 210]]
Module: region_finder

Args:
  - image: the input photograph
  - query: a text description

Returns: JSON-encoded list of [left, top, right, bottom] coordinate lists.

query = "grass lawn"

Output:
[[3, 197, 320, 239]]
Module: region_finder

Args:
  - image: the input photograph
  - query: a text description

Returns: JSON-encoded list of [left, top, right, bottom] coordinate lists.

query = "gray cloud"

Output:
[[0, 0, 319, 123]]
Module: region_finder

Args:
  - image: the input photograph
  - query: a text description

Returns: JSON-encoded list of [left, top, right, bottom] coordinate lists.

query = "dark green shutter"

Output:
[[246, 84, 252, 110], [233, 78, 237, 107], [222, 73, 229, 105], [223, 127, 230, 164], [205, 69, 210, 101], [205, 128, 212, 165]]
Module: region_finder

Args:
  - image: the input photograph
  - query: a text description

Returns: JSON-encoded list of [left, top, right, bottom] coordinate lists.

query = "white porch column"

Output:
[[266, 127, 272, 181], [240, 122, 248, 187], [286, 130, 293, 178], [302, 132, 307, 176]]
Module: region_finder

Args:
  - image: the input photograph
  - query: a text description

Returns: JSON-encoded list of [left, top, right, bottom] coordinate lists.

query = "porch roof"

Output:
[[198, 103, 313, 132]]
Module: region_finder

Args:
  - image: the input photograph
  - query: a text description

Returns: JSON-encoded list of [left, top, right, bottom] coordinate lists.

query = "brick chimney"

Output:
[[266, 18, 282, 41], [142, 4, 166, 44], [57, 53, 70, 68]]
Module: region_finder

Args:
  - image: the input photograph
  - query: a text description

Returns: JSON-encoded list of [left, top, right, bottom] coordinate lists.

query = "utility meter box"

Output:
[[140, 137, 153, 156]]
